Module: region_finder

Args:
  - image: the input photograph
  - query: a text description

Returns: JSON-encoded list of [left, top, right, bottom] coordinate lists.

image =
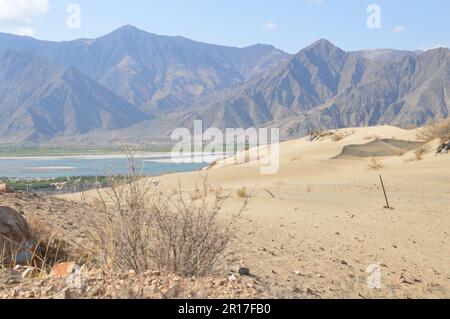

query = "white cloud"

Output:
[[264, 22, 279, 31], [392, 26, 406, 33], [0, 0, 49, 36]]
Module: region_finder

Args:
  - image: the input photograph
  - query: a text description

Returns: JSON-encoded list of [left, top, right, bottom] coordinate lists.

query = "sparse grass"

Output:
[[237, 187, 250, 199], [364, 135, 380, 140], [290, 156, 302, 162], [414, 145, 426, 161], [308, 130, 334, 142], [189, 189, 202, 201], [1, 215, 89, 275], [367, 157, 383, 170], [88, 143, 245, 276], [308, 129, 351, 143], [331, 132, 345, 142]]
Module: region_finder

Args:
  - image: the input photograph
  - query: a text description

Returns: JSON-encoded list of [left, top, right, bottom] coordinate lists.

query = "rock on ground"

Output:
[[0, 206, 34, 265]]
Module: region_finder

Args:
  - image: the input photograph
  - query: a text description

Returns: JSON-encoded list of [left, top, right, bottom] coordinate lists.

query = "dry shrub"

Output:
[[237, 187, 250, 199], [305, 185, 312, 193], [309, 129, 350, 142], [414, 145, 426, 161], [367, 157, 383, 170], [189, 189, 202, 201], [397, 150, 406, 157], [308, 130, 334, 142], [89, 145, 245, 276], [150, 182, 243, 276], [331, 132, 345, 142], [417, 118, 450, 143], [290, 156, 302, 162]]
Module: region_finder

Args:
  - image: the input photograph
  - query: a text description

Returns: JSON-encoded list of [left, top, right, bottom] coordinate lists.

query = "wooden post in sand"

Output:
[[379, 175, 391, 209]]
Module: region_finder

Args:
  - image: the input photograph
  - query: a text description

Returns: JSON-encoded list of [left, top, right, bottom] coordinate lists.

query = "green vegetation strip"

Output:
[[1, 176, 125, 192]]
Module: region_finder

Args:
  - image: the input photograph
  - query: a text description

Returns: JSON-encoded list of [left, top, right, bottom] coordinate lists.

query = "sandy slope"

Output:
[[62, 126, 450, 298]]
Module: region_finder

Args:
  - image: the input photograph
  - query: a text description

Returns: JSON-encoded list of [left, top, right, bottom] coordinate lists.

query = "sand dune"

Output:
[[61, 125, 450, 298], [333, 139, 422, 159]]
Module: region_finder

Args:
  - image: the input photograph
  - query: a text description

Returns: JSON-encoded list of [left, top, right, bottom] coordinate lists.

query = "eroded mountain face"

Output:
[[0, 27, 448, 143]]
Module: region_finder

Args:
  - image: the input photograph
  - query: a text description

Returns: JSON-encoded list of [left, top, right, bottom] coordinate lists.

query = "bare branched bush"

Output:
[[417, 118, 450, 143], [90, 144, 244, 276], [150, 181, 244, 276]]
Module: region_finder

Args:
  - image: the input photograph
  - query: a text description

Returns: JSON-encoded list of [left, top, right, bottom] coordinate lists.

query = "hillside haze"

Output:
[[0, 50, 149, 142], [182, 40, 449, 137], [0, 26, 448, 144]]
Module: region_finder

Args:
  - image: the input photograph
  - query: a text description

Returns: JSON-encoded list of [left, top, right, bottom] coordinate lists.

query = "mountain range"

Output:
[[0, 25, 448, 144]]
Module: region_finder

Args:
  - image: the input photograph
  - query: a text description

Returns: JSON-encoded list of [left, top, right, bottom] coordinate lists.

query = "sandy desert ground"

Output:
[[55, 125, 450, 299]]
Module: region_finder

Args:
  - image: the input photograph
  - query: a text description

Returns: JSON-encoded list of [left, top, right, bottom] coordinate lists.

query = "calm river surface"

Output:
[[0, 154, 207, 179]]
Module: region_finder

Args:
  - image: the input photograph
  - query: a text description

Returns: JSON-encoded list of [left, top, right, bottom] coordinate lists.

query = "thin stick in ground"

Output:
[[379, 175, 392, 209]]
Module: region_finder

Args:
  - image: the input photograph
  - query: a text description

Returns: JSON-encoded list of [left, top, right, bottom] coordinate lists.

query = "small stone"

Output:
[[238, 267, 250, 276], [228, 275, 238, 282], [50, 262, 80, 278], [165, 284, 181, 298]]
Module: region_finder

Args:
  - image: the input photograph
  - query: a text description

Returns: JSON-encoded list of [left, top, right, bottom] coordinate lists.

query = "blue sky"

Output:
[[1, 0, 449, 53]]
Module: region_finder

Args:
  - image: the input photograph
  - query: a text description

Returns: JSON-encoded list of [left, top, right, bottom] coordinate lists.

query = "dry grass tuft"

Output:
[[309, 130, 346, 142], [237, 187, 250, 199], [367, 157, 383, 170], [1, 216, 89, 274], [331, 132, 345, 142], [414, 145, 426, 161], [189, 189, 202, 201], [364, 135, 380, 141]]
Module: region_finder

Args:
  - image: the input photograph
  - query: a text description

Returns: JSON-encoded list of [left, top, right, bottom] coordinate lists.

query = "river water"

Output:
[[0, 154, 207, 179]]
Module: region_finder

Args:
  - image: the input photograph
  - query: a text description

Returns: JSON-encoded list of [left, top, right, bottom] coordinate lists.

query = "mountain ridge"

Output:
[[180, 41, 450, 137], [0, 26, 291, 114], [0, 26, 449, 144], [0, 49, 150, 142]]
